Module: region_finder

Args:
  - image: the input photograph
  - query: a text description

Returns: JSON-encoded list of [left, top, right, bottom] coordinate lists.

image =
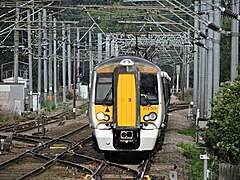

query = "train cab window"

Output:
[[140, 74, 158, 105], [95, 74, 113, 105]]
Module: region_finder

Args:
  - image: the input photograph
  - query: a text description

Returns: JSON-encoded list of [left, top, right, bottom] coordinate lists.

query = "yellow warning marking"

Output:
[[49, 146, 67, 149], [144, 175, 151, 180], [84, 174, 91, 180]]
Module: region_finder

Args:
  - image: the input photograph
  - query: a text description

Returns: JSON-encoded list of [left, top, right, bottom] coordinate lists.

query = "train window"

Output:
[[95, 74, 113, 105], [140, 74, 158, 105]]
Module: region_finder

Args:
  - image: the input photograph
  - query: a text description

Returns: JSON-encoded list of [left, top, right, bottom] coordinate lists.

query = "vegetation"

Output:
[[205, 75, 240, 165], [0, 106, 22, 123], [175, 88, 193, 102], [177, 127, 196, 139], [66, 90, 74, 100], [177, 142, 204, 180], [220, 16, 231, 82], [42, 102, 56, 112]]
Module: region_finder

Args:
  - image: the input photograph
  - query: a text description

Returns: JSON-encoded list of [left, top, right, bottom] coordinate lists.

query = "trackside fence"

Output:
[[218, 163, 240, 180]]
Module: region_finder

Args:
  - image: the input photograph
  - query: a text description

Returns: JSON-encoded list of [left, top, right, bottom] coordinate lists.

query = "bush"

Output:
[[175, 88, 193, 102], [42, 102, 56, 112], [66, 90, 73, 100], [205, 76, 240, 165]]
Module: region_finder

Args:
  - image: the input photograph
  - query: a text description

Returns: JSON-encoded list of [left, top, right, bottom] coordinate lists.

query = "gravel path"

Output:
[[150, 104, 195, 179]]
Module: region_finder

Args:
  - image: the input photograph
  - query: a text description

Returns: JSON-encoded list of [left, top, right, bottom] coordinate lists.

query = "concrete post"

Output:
[[231, 0, 239, 81], [62, 22, 66, 102], [43, 9, 48, 102], [207, 4, 214, 117], [89, 30, 93, 85], [199, 2, 207, 118], [48, 14, 53, 100], [193, 1, 199, 115], [38, 12, 42, 113], [213, 0, 221, 95], [98, 33, 102, 63], [27, 10, 33, 111], [53, 18, 58, 107], [14, 2, 20, 83], [77, 27, 81, 97], [67, 24, 71, 90], [176, 65, 180, 92]]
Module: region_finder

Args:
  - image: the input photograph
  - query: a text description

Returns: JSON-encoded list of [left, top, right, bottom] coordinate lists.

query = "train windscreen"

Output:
[[95, 74, 113, 105], [140, 74, 158, 105]]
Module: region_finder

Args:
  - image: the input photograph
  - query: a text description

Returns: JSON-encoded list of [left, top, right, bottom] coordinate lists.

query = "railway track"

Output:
[[0, 102, 189, 179], [168, 102, 190, 112], [0, 123, 153, 179], [0, 102, 88, 134]]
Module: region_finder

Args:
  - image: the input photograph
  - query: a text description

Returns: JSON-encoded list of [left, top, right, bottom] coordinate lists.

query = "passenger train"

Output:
[[88, 56, 171, 154]]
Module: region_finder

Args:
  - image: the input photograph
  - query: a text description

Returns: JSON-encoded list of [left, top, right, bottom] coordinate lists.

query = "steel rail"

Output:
[[0, 151, 28, 169], [67, 151, 139, 179], [20, 135, 93, 179]]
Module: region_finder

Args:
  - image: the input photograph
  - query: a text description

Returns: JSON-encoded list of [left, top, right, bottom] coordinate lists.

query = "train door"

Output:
[[113, 66, 140, 129]]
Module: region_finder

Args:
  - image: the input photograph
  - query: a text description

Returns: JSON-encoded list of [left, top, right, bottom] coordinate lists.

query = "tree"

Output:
[[205, 76, 240, 165]]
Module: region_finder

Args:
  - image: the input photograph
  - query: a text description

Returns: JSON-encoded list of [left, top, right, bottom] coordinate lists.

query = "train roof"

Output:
[[95, 56, 161, 73]]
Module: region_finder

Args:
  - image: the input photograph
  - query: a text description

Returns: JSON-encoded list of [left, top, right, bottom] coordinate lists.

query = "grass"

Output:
[[177, 142, 204, 180], [177, 127, 196, 138], [177, 126, 206, 180]]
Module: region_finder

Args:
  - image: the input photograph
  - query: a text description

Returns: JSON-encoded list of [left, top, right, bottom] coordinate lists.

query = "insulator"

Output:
[[195, 41, 204, 47], [218, 7, 225, 13], [197, 11, 205, 15], [200, 32, 208, 39], [224, 8, 239, 19], [208, 22, 220, 31]]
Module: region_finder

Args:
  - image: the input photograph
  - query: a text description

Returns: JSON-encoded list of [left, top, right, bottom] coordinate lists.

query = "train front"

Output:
[[89, 56, 165, 152]]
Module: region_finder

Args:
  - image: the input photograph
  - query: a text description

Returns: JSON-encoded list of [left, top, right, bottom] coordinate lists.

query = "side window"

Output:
[[140, 74, 158, 105], [95, 74, 113, 105]]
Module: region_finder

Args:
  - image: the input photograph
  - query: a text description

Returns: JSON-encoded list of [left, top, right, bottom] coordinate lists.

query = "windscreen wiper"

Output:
[[102, 87, 112, 105]]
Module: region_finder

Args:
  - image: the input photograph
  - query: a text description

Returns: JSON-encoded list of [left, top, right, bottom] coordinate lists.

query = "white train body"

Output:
[[88, 56, 171, 152]]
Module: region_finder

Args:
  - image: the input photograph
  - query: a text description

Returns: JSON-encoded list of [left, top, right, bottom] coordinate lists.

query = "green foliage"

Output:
[[205, 76, 240, 165], [42, 102, 56, 112], [66, 90, 74, 100], [178, 127, 196, 138], [177, 142, 203, 179], [175, 88, 193, 102]]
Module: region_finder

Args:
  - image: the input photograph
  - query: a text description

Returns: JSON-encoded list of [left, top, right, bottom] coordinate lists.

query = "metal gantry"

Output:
[[0, 0, 239, 118]]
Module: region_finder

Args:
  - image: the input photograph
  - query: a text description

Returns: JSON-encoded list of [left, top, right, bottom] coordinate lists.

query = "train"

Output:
[[88, 56, 171, 155]]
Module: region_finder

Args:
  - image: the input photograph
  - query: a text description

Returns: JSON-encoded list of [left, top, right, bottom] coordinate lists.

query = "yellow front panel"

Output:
[[117, 74, 136, 127], [140, 105, 159, 122], [95, 105, 113, 122]]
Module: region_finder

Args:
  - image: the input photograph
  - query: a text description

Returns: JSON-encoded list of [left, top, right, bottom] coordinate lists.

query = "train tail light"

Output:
[[143, 112, 157, 121]]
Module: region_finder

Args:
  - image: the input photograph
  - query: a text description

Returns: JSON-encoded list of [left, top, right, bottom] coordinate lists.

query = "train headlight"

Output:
[[96, 112, 105, 120], [120, 59, 134, 66], [96, 112, 110, 121], [143, 112, 157, 121]]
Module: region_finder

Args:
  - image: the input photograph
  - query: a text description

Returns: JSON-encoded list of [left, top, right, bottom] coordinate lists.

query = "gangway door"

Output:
[[117, 74, 136, 127]]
